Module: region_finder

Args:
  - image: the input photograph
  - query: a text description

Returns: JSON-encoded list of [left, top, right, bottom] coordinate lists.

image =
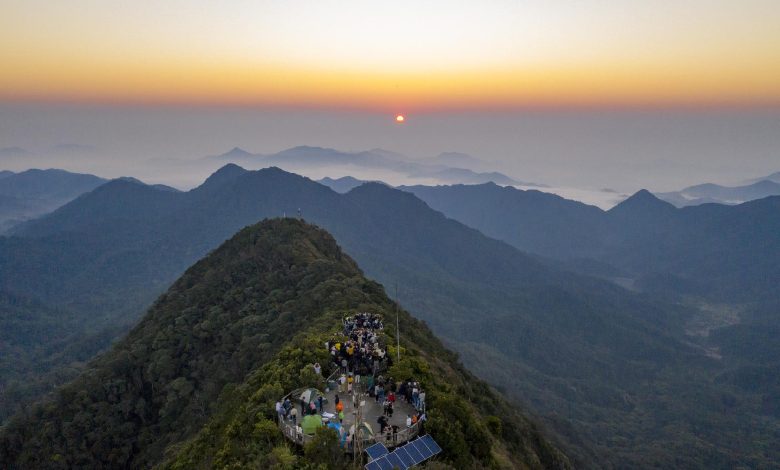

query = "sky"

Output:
[[1, 1, 779, 204], [2, 0, 780, 109]]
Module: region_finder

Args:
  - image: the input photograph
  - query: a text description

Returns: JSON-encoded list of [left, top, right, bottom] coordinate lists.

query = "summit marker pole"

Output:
[[395, 283, 400, 362]]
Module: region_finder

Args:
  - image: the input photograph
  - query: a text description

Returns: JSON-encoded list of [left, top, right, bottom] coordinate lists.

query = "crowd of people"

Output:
[[275, 311, 429, 449], [327, 312, 388, 379]]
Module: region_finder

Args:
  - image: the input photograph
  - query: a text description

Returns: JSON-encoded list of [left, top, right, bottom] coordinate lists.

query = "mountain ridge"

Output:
[[0, 219, 569, 469]]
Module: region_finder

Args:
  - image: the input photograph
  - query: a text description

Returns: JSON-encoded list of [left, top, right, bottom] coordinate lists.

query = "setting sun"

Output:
[[395, 114, 405, 123]]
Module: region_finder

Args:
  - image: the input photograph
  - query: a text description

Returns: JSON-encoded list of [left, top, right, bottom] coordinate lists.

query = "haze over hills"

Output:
[[318, 176, 377, 193], [0, 219, 569, 469], [656, 178, 780, 207], [207, 145, 529, 186], [2, 165, 779, 466], [0, 169, 106, 232]]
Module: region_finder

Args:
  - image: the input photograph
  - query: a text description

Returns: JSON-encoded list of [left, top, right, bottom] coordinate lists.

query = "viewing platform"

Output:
[[276, 312, 427, 453]]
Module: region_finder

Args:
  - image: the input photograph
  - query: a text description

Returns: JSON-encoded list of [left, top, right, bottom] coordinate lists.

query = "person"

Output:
[[418, 389, 426, 411], [283, 398, 291, 416], [417, 412, 427, 434], [406, 415, 412, 429], [300, 396, 307, 414], [334, 394, 340, 405], [377, 415, 388, 433], [392, 425, 399, 444], [290, 406, 298, 425], [275, 401, 284, 422], [338, 409, 344, 424], [340, 374, 347, 393], [314, 362, 321, 376], [317, 395, 324, 413], [336, 401, 344, 413], [309, 401, 316, 414]]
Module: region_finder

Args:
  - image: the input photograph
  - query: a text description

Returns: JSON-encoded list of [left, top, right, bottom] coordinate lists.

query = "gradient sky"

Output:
[[2, 0, 780, 109], [1, 1, 779, 203]]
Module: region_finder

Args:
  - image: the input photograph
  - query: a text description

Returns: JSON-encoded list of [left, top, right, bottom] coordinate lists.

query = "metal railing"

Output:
[[278, 417, 421, 449]]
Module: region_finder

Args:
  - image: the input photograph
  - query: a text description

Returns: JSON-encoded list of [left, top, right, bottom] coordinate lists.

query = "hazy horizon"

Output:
[[1, 103, 778, 207]]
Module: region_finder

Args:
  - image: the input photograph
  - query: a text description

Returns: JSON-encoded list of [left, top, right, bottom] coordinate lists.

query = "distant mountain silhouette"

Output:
[[220, 146, 254, 159], [0, 169, 107, 232], [318, 175, 373, 193], [656, 179, 780, 206], [747, 170, 780, 184], [607, 188, 677, 228], [426, 151, 486, 169], [209, 145, 526, 186], [400, 182, 606, 259]]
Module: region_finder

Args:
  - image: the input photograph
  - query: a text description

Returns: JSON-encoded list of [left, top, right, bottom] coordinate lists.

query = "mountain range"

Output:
[[0, 219, 569, 469], [401, 183, 780, 302], [1, 165, 778, 466], [208, 146, 529, 186]]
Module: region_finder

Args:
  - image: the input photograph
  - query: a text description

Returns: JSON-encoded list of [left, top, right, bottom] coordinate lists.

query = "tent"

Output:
[[349, 421, 375, 440], [298, 388, 327, 406], [301, 413, 323, 435], [328, 422, 348, 447]]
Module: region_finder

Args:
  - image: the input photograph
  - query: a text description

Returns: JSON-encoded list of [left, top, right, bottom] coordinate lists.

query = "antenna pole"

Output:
[[395, 283, 400, 362]]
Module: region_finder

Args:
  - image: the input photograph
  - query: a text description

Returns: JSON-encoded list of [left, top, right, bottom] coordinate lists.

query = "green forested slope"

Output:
[[0, 219, 568, 470]]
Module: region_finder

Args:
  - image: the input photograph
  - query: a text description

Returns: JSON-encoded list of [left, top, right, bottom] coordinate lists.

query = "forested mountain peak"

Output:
[[0, 218, 568, 469], [194, 162, 249, 191], [608, 188, 676, 215]]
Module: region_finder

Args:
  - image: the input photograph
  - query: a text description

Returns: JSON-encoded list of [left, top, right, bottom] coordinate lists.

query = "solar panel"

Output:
[[403, 442, 425, 464], [364, 459, 382, 470], [420, 434, 442, 455], [411, 438, 433, 460], [365, 442, 389, 460], [376, 457, 395, 470], [393, 447, 416, 468], [384, 452, 408, 470]]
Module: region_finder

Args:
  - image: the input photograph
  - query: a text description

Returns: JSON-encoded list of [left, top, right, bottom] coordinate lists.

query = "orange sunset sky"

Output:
[[1, 0, 779, 110]]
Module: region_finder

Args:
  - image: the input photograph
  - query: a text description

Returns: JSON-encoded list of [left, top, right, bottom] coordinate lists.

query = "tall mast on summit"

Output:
[[395, 283, 400, 362]]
